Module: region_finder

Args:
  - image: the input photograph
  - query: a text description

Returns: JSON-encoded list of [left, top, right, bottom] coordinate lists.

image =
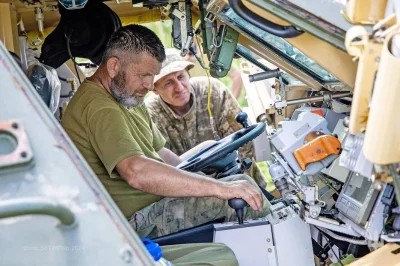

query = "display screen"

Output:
[[343, 172, 371, 204]]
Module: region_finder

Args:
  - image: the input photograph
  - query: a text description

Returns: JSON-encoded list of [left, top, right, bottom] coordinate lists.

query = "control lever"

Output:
[[228, 198, 248, 224], [248, 69, 280, 82], [235, 112, 249, 128]]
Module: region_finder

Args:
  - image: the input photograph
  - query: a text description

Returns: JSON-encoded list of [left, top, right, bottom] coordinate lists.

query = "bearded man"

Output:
[[61, 24, 269, 248]]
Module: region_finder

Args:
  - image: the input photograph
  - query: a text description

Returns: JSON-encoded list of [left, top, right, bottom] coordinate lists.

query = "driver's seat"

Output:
[[152, 218, 225, 246]]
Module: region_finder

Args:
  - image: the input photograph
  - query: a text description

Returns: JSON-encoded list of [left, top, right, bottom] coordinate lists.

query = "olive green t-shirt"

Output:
[[61, 79, 165, 219]]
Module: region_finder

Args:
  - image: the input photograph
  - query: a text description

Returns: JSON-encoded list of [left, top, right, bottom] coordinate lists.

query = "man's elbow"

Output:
[[116, 156, 147, 190]]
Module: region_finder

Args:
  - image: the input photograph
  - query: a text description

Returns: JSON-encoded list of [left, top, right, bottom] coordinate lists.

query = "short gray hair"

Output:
[[102, 24, 166, 65]]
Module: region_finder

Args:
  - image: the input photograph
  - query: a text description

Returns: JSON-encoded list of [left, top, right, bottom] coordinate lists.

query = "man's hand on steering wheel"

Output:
[[215, 180, 263, 211]]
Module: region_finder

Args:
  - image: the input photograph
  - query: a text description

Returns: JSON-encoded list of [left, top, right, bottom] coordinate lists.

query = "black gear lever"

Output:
[[235, 112, 249, 128], [228, 198, 248, 224]]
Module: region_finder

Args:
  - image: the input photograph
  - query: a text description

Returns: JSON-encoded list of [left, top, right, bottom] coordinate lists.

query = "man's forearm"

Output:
[[117, 155, 222, 198], [157, 147, 183, 166], [117, 155, 265, 211]]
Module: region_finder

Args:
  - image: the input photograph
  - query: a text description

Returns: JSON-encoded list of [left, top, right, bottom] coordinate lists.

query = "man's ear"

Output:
[[106, 57, 120, 79], [152, 85, 160, 95]]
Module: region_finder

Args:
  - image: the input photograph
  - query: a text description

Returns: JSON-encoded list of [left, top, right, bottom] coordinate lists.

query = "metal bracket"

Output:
[[0, 120, 33, 171], [171, 7, 186, 21]]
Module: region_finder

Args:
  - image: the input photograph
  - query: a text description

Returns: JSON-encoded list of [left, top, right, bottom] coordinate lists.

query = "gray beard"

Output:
[[109, 72, 144, 108], [111, 88, 144, 108]]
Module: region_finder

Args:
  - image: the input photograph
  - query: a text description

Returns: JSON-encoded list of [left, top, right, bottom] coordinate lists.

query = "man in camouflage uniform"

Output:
[[62, 25, 270, 243], [146, 49, 267, 188]]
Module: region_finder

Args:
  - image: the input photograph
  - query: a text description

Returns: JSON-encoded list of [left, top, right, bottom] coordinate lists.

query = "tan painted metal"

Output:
[[0, 3, 19, 53], [349, 243, 400, 266], [345, 0, 387, 24], [239, 58, 308, 127], [345, 26, 382, 134], [12, 3, 161, 32], [66, 59, 86, 82], [283, 86, 307, 118], [363, 31, 400, 164], [240, 0, 358, 88], [240, 60, 273, 119]]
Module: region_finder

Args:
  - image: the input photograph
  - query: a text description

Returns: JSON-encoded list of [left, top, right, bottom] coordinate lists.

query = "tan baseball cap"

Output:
[[154, 48, 194, 84]]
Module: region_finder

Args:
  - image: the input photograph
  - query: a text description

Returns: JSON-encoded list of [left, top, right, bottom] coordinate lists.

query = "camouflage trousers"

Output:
[[129, 174, 271, 238]]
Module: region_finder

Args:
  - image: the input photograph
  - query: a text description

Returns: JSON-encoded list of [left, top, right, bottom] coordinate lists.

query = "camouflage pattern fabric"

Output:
[[146, 76, 267, 188], [129, 174, 271, 238]]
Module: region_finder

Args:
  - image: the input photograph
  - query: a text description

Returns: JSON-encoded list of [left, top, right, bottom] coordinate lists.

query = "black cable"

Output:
[[72, 59, 81, 85], [65, 32, 81, 85], [58, 76, 68, 82], [270, 197, 295, 207], [383, 205, 389, 234], [228, 0, 303, 38]]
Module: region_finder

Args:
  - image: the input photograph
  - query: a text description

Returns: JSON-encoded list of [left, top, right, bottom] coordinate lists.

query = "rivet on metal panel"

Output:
[[266, 238, 271, 242], [120, 247, 133, 263], [268, 248, 272, 253]]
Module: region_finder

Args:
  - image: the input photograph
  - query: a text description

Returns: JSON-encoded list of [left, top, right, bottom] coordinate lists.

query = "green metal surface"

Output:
[[198, 0, 215, 62], [0, 198, 76, 226], [0, 40, 154, 266], [209, 25, 239, 78]]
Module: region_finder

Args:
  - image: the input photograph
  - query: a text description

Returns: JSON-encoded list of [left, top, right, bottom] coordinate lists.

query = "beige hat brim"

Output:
[[154, 60, 195, 84]]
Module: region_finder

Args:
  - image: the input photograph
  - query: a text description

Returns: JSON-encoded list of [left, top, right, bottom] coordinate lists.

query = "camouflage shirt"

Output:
[[146, 76, 254, 161]]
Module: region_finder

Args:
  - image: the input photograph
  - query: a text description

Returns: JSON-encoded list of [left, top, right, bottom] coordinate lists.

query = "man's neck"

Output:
[[169, 101, 192, 116], [89, 68, 112, 94]]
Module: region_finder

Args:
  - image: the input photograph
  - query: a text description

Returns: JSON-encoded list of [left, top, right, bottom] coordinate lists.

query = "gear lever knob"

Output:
[[235, 112, 249, 128], [228, 198, 248, 224]]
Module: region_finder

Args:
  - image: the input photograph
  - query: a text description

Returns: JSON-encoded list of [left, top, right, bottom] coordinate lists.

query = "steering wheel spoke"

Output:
[[177, 122, 266, 173]]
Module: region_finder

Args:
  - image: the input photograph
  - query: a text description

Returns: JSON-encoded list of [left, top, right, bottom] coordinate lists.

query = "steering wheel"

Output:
[[177, 122, 266, 173]]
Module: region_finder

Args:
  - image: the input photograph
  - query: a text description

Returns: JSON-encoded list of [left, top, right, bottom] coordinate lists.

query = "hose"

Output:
[[228, 0, 303, 38], [316, 226, 368, 245]]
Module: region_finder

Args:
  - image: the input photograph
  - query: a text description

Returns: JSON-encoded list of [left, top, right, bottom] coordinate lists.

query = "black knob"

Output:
[[235, 112, 249, 128], [228, 198, 248, 224], [241, 158, 252, 171]]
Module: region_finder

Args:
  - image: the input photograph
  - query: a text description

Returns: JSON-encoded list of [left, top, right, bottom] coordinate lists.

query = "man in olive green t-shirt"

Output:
[[62, 25, 269, 241]]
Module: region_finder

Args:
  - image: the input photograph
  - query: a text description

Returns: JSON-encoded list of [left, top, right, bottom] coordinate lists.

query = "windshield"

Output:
[[219, 8, 339, 83], [235, 44, 303, 85]]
